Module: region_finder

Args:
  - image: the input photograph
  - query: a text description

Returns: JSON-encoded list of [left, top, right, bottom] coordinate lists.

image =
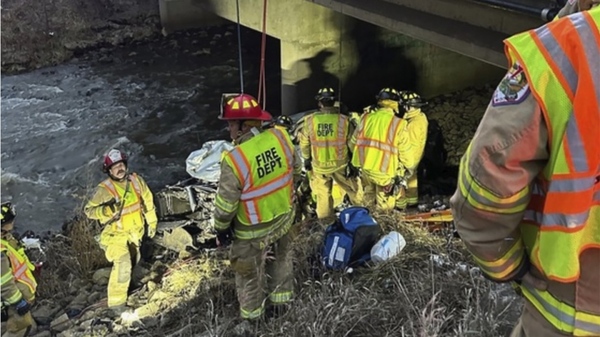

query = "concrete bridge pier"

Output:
[[279, 14, 358, 115]]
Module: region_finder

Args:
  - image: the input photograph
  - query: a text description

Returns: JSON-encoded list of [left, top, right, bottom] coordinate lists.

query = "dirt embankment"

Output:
[[1, 0, 160, 73]]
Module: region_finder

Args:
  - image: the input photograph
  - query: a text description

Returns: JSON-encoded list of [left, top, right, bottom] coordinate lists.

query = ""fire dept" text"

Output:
[[256, 147, 283, 178]]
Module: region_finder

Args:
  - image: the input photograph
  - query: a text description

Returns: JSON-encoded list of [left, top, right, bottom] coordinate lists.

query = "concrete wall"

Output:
[[159, 0, 506, 114], [377, 29, 505, 98]]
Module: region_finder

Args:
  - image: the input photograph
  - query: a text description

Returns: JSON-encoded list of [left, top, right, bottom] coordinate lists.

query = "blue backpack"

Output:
[[322, 207, 382, 270]]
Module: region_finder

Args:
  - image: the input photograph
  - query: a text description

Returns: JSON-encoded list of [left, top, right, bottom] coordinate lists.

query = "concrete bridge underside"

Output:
[[159, 0, 562, 114]]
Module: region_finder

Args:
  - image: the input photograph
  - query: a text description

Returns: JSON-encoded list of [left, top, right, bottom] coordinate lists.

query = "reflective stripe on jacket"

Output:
[[99, 173, 145, 231], [457, 8, 600, 336], [221, 128, 295, 239], [305, 112, 350, 174], [351, 108, 408, 186], [505, 7, 600, 282], [1, 238, 37, 304]]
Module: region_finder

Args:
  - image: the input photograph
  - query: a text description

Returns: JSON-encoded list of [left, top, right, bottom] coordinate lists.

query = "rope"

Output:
[[235, 0, 244, 93], [257, 0, 268, 108]]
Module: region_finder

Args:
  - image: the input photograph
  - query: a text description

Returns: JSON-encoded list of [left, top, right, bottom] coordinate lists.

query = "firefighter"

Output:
[[84, 149, 158, 315], [298, 88, 362, 223], [213, 94, 302, 320], [1, 202, 37, 337], [395, 91, 428, 210], [349, 88, 414, 211], [273, 115, 294, 133], [450, 3, 600, 337]]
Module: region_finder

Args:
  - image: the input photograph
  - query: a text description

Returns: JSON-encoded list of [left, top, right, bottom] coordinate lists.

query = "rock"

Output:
[[50, 313, 72, 333], [32, 304, 60, 325], [198, 31, 208, 38], [92, 268, 111, 286], [224, 31, 233, 37], [233, 320, 252, 335], [212, 33, 222, 40], [86, 291, 102, 304], [31, 331, 52, 337], [128, 52, 137, 57]]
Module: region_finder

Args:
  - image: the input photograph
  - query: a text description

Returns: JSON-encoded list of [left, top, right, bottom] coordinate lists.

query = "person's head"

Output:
[[1, 202, 16, 232], [315, 88, 336, 108], [274, 115, 294, 131], [103, 149, 128, 181], [376, 88, 400, 111], [399, 91, 427, 112], [220, 94, 272, 141]]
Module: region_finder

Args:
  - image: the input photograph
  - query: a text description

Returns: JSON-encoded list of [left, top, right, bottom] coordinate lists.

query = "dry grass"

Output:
[[1, 0, 158, 72], [32, 202, 522, 336], [131, 212, 522, 337]]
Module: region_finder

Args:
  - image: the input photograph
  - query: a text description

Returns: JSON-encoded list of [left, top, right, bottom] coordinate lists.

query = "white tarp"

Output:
[[186, 140, 234, 182]]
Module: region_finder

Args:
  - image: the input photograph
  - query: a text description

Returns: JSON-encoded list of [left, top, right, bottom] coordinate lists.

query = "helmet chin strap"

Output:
[[234, 124, 261, 142]]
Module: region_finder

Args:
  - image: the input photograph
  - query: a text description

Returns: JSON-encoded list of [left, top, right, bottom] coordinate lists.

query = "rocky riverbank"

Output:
[[426, 84, 496, 166]]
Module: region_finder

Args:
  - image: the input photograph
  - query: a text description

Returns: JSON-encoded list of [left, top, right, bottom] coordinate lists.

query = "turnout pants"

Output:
[[2, 286, 36, 337], [100, 229, 140, 307], [310, 169, 362, 222], [361, 176, 400, 212], [230, 231, 294, 320], [510, 301, 572, 337], [396, 174, 418, 209]]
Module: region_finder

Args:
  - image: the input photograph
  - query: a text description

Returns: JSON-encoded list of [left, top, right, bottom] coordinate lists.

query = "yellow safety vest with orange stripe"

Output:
[[351, 108, 406, 185], [462, 8, 600, 336], [100, 173, 145, 232], [305, 112, 350, 174], [1, 239, 37, 303], [223, 128, 295, 239]]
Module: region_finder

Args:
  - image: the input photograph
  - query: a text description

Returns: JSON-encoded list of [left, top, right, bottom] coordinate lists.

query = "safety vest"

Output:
[[100, 173, 144, 231], [0, 238, 37, 297], [306, 112, 350, 172], [351, 108, 405, 180], [224, 128, 295, 238], [506, 8, 600, 336]]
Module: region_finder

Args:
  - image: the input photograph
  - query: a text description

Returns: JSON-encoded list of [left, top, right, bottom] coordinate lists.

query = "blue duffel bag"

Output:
[[322, 207, 382, 270]]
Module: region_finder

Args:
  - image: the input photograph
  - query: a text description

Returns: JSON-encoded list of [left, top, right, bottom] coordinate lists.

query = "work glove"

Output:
[[14, 299, 31, 316], [216, 228, 234, 247], [345, 164, 360, 178], [304, 158, 312, 172], [103, 199, 118, 217], [147, 225, 157, 239]]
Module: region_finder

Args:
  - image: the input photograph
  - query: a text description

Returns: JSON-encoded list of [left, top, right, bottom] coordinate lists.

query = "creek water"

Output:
[[1, 26, 282, 232]]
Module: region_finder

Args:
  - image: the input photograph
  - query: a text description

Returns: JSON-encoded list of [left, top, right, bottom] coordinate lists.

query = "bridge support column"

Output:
[[279, 16, 358, 115]]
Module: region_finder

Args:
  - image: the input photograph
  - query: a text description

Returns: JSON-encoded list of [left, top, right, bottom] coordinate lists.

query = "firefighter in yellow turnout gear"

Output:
[[84, 149, 158, 314], [350, 88, 414, 211], [298, 88, 362, 223], [213, 94, 302, 320], [1, 202, 37, 337], [396, 91, 429, 209]]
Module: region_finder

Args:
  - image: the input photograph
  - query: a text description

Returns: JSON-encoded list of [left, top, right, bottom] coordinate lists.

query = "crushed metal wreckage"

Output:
[[153, 111, 312, 254]]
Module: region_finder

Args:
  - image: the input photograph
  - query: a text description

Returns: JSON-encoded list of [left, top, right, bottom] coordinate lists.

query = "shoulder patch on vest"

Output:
[[492, 62, 530, 107]]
